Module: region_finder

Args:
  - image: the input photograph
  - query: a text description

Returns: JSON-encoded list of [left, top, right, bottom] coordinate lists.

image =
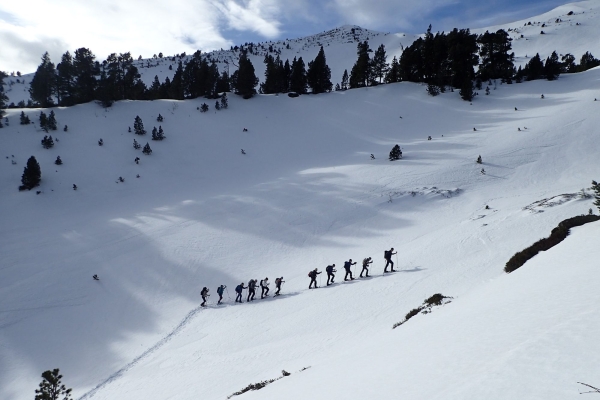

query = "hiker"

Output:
[[247, 279, 258, 302], [235, 282, 246, 303], [344, 259, 356, 281], [217, 284, 226, 305], [274, 277, 285, 296], [260, 277, 270, 299], [361, 257, 373, 277], [326, 264, 336, 285], [201, 287, 210, 307], [309, 268, 321, 289], [384, 248, 397, 272]]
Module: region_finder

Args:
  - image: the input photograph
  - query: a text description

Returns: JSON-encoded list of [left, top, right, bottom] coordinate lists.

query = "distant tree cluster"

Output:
[[24, 48, 235, 108], [0, 71, 8, 120]]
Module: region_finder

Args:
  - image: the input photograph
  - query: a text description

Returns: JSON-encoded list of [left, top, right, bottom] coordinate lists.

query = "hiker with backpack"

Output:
[[344, 259, 356, 281], [274, 277, 284, 296], [235, 282, 247, 303], [326, 264, 336, 285], [260, 277, 270, 299], [384, 248, 397, 272], [217, 284, 226, 305], [201, 287, 210, 307], [247, 279, 258, 302], [308, 268, 321, 289], [360, 257, 373, 277]]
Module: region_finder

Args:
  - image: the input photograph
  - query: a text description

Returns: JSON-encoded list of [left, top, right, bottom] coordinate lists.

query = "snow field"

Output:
[[1, 9, 600, 399]]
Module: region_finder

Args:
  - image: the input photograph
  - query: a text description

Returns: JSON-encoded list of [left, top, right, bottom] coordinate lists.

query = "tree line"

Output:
[[4, 26, 600, 110]]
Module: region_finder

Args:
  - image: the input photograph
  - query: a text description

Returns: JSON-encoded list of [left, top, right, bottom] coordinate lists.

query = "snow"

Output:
[[1, 3, 600, 400]]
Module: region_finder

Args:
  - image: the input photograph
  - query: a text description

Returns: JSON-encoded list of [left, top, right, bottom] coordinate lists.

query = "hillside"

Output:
[[5, 1, 600, 107], [1, 3, 600, 400]]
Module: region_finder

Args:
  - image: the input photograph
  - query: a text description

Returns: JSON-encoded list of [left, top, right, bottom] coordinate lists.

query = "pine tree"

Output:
[[289, 57, 307, 94], [349, 41, 372, 88], [20, 156, 41, 190], [149, 75, 161, 100], [55, 156, 62, 165], [232, 51, 258, 98], [20, 111, 31, 125], [341, 69, 349, 90], [306, 46, 332, 94], [523, 53, 544, 81], [48, 110, 57, 130], [371, 44, 389, 83], [459, 79, 474, 101], [133, 139, 141, 149], [220, 92, 228, 109], [200, 103, 209, 112], [157, 113, 163, 122], [151, 126, 165, 140], [477, 30, 515, 82], [544, 51, 561, 80], [29, 52, 56, 107], [34, 368, 72, 400], [169, 61, 185, 100], [56, 51, 75, 106], [385, 57, 400, 83], [73, 47, 98, 104], [260, 54, 279, 94], [0, 71, 8, 118], [579, 52, 600, 72], [215, 100, 221, 110], [41, 135, 54, 149], [389, 144, 402, 161], [133, 116, 146, 135], [142, 142, 152, 155], [592, 180, 600, 212], [39, 111, 48, 132]]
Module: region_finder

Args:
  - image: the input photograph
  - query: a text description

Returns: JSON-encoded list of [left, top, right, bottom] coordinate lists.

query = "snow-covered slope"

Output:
[[2, 3, 600, 400]]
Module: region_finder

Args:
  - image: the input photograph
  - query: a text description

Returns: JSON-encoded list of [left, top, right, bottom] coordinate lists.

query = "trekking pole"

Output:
[[226, 287, 231, 300], [396, 252, 399, 270], [319, 274, 322, 287]]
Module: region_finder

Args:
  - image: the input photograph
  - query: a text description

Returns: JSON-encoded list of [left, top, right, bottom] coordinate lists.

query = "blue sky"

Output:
[[0, 0, 568, 74]]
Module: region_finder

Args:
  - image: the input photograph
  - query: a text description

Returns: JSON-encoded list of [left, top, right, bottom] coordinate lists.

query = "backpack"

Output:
[[217, 286, 224, 295], [235, 285, 242, 293], [384, 250, 390, 259], [275, 278, 282, 285], [326, 265, 333, 273], [308, 271, 315, 278]]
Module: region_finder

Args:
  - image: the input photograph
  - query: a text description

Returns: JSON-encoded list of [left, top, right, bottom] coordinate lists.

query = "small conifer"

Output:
[[34, 368, 72, 400], [134, 116, 146, 135], [41, 135, 54, 149], [20, 156, 41, 190], [20, 111, 31, 125], [142, 143, 152, 155], [389, 144, 402, 161], [48, 110, 57, 130]]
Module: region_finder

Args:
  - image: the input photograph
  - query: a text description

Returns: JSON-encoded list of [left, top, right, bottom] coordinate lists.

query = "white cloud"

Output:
[[0, 0, 286, 73], [213, 0, 282, 37], [330, 0, 457, 31]]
